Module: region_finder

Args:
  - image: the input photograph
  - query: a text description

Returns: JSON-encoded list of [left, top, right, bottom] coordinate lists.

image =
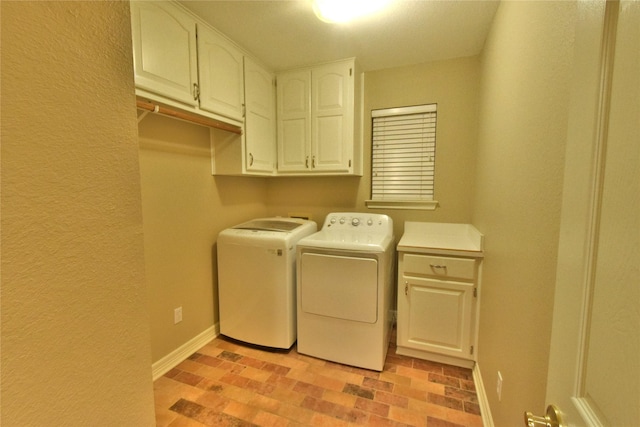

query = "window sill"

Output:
[[365, 200, 439, 210]]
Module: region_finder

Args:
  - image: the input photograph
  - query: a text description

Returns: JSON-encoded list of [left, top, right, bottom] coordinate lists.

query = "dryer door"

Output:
[[300, 252, 378, 323]]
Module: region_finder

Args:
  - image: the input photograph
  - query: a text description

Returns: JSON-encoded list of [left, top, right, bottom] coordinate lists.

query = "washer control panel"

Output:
[[324, 213, 391, 231]]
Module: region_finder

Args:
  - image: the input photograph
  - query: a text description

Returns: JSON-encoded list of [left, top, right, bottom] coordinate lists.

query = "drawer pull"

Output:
[[405, 281, 408, 295], [430, 264, 447, 271]]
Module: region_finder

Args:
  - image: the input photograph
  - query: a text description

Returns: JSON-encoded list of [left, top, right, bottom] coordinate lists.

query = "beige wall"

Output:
[[138, 114, 268, 361], [472, 1, 577, 425], [1, 2, 155, 425], [267, 56, 481, 239]]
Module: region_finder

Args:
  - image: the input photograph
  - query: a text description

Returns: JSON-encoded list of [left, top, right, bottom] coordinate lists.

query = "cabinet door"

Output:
[[398, 276, 475, 360], [197, 25, 244, 121], [244, 57, 275, 174], [277, 70, 312, 172], [130, 1, 198, 106], [312, 61, 353, 172]]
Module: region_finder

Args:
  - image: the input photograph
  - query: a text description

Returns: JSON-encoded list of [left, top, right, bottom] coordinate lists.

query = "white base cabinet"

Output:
[[396, 222, 484, 368]]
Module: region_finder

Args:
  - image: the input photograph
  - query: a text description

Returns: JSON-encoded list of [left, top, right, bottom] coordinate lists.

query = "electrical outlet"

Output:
[[174, 307, 182, 324], [496, 371, 503, 401]]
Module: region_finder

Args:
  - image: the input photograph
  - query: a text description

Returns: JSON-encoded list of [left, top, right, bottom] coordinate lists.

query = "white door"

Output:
[[197, 25, 244, 121], [300, 253, 378, 323], [243, 57, 275, 174], [130, 1, 198, 106], [402, 277, 474, 360], [277, 70, 311, 172], [311, 61, 353, 172], [541, 1, 639, 426]]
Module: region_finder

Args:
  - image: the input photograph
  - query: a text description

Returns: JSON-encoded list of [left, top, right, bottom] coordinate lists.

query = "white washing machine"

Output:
[[218, 217, 317, 349], [296, 213, 395, 371]]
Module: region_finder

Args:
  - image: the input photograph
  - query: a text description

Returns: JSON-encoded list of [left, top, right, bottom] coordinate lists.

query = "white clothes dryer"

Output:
[[296, 213, 395, 371], [218, 217, 317, 349]]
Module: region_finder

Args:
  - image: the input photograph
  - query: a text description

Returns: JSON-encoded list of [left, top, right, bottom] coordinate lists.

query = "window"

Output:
[[366, 104, 439, 210]]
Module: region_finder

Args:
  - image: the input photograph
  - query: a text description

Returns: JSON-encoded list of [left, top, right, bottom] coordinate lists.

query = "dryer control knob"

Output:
[[367, 218, 373, 226], [352, 218, 360, 226], [330, 217, 336, 224], [339, 217, 346, 224]]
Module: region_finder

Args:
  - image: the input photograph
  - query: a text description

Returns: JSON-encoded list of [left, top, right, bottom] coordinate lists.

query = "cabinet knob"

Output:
[[305, 156, 309, 168]]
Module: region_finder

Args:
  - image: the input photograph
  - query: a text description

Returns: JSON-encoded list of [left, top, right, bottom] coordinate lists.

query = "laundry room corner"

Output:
[[137, 112, 269, 366]]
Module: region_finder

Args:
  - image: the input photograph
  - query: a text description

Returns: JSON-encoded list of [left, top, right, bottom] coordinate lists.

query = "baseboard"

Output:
[[473, 363, 495, 427], [151, 323, 219, 381]]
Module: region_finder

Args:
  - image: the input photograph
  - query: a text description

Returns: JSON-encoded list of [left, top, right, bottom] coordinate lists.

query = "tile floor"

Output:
[[154, 331, 483, 427]]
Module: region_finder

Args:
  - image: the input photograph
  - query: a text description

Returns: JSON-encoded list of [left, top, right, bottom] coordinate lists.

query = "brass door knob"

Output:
[[524, 404, 565, 427]]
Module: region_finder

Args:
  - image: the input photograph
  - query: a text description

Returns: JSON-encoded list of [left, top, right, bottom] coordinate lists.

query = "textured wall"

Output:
[[472, 1, 576, 425], [1, 2, 155, 425]]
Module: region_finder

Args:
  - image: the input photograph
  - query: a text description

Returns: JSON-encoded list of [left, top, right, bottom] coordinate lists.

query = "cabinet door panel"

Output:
[[280, 119, 308, 168], [131, 1, 198, 106], [399, 277, 474, 359], [197, 25, 244, 121], [277, 71, 311, 172], [316, 73, 344, 110], [315, 116, 345, 169], [312, 62, 353, 172], [244, 57, 275, 173]]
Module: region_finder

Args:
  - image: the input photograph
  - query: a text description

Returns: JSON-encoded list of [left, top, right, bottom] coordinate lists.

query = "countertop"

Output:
[[397, 222, 484, 258]]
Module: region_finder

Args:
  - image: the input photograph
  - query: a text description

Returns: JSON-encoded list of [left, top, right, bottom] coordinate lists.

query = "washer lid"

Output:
[[233, 219, 304, 232]]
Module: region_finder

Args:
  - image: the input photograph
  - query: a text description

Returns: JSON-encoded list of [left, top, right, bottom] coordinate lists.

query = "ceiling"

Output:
[[179, 0, 500, 72]]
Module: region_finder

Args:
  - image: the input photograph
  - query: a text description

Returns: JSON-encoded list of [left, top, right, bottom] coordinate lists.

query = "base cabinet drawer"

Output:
[[403, 253, 478, 281]]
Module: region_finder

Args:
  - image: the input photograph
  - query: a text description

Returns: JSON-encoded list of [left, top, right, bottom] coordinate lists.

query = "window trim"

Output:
[[366, 103, 439, 211], [364, 199, 439, 210]]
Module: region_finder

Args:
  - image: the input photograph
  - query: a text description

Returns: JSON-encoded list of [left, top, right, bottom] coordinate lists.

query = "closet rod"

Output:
[[136, 99, 242, 135]]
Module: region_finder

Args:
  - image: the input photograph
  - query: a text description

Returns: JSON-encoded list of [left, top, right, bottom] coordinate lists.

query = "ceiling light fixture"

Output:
[[312, 0, 393, 24]]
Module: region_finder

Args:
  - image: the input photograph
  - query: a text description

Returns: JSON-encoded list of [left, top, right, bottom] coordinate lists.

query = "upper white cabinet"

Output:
[[277, 59, 361, 175], [130, 1, 244, 125], [209, 57, 276, 176], [131, 1, 362, 177], [277, 70, 311, 171], [130, 1, 198, 107], [197, 24, 245, 122], [243, 57, 276, 174]]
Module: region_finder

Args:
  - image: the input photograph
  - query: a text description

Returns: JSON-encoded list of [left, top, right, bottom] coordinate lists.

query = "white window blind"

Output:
[[370, 104, 437, 207]]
